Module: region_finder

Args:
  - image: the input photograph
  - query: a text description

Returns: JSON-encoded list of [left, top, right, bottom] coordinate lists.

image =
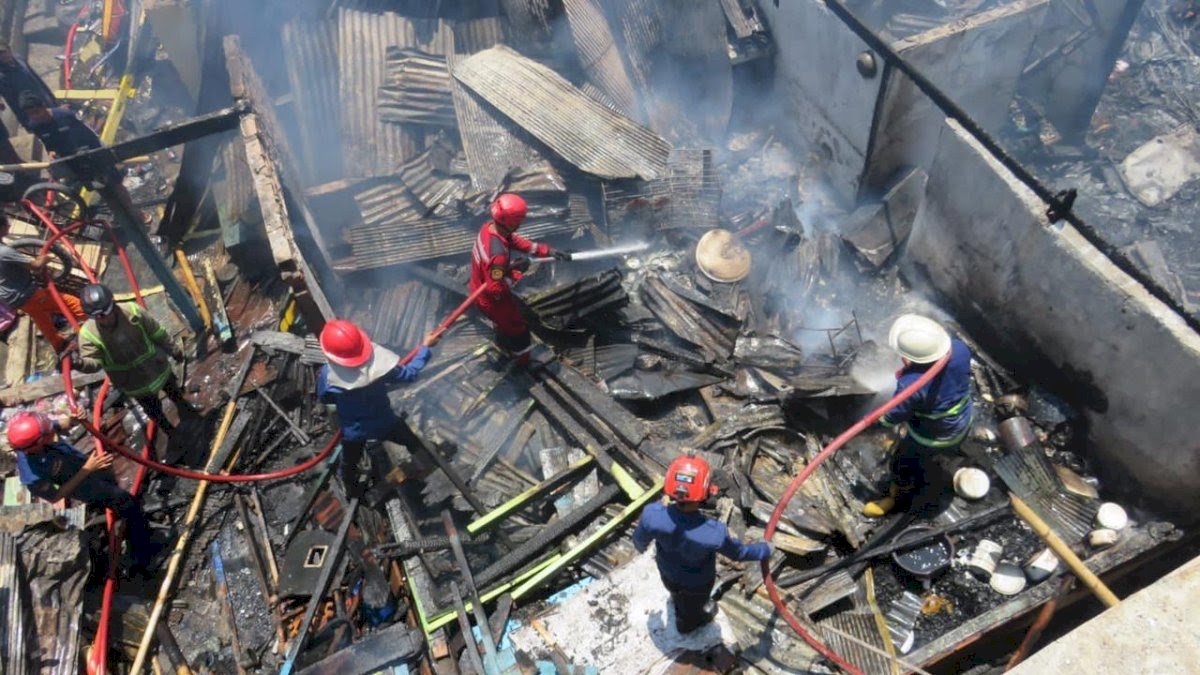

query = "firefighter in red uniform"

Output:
[[470, 193, 570, 364]]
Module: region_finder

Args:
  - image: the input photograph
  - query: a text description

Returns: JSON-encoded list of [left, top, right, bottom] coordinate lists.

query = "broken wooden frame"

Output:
[[223, 35, 339, 332], [404, 450, 661, 637]]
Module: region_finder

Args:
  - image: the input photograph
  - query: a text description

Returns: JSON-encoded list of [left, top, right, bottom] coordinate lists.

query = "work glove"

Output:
[[169, 343, 187, 362], [512, 257, 531, 273], [551, 250, 573, 261]]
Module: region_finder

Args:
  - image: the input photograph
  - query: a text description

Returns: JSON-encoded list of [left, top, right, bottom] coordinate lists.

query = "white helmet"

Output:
[[888, 314, 951, 364]]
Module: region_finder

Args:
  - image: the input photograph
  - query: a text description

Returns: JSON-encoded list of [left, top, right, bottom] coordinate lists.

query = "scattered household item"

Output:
[[1088, 528, 1119, 549], [1053, 464, 1100, 499], [1009, 494, 1120, 607], [966, 539, 1003, 578], [1095, 503, 1128, 531], [885, 592, 923, 655], [695, 228, 752, 282], [1024, 548, 1060, 583], [953, 467, 990, 500], [891, 525, 954, 590], [989, 562, 1027, 595]]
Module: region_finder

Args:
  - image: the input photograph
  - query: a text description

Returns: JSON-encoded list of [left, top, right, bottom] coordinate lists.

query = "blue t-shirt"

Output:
[[15, 440, 87, 501], [633, 501, 771, 589], [316, 346, 430, 442]]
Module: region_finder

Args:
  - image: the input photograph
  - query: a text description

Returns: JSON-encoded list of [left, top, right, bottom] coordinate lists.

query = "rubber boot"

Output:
[[863, 483, 901, 518]]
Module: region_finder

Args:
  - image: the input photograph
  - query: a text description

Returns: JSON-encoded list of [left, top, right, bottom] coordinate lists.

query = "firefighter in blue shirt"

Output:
[[316, 319, 439, 498], [633, 452, 772, 633], [7, 411, 157, 573], [865, 314, 974, 517]]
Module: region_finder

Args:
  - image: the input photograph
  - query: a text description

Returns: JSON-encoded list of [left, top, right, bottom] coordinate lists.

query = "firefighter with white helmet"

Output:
[[633, 451, 772, 633], [864, 314, 975, 517]]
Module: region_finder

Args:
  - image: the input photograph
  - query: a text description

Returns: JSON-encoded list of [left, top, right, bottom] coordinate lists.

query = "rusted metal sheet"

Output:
[[447, 23, 547, 192], [453, 45, 670, 180], [602, 148, 720, 230], [351, 281, 443, 351], [346, 184, 590, 270], [337, 5, 454, 177], [280, 19, 344, 186], [562, 0, 640, 118], [380, 48, 455, 127], [1, 532, 31, 674]]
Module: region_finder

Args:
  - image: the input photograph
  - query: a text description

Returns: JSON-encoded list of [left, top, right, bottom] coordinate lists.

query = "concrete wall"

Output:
[[759, 0, 883, 203], [1019, 0, 1144, 143], [862, 0, 1048, 191], [762, 0, 1048, 202], [905, 118, 1200, 518]]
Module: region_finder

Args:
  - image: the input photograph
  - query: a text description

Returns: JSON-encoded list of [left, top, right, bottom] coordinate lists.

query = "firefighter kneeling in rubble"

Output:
[[864, 314, 974, 517], [633, 452, 772, 634], [470, 193, 570, 365], [317, 319, 439, 499]]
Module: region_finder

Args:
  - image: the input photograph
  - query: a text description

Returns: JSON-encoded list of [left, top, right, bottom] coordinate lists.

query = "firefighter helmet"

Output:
[[888, 314, 951, 364], [664, 452, 718, 503], [81, 284, 115, 317], [319, 320, 374, 368], [491, 193, 527, 230], [7, 411, 53, 450]]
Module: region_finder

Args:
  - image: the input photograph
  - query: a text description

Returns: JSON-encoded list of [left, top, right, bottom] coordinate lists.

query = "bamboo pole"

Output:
[[129, 397, 241, 673], [1009, 494, 1120, 608], [173, 249, 212, 331]]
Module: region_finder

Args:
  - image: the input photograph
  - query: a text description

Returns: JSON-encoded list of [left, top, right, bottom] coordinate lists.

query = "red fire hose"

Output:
[[760, 352, 951, 675]]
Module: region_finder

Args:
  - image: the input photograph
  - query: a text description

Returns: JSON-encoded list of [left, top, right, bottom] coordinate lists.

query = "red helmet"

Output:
[[491, 193, 527, 230], [319, 320, 374, 368], [7, 412, 53, 450], [664, 452, 718, 503]]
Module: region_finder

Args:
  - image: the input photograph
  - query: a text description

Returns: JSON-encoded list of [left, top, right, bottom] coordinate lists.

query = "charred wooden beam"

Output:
[[279, 498, 358, 675], [224, 35, 337, 332], [295, 621, 423, 675]]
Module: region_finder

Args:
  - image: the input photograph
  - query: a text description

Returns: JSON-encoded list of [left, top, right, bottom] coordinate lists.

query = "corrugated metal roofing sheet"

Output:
[[338, 4, 455, 177], [380, 48, 455, 127], [610, 0, 732, 142], [1, 532, 30, 674], [562, 0, 640, 118], [347, 189, 591, 271], [602, 148, 720, 230], [280, 19, 344, 186], [446, 18, 550, 192], [453, 45, 671, 181]]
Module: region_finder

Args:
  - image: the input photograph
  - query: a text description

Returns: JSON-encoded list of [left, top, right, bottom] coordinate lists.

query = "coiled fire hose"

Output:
[[760, 353, 950, 675]]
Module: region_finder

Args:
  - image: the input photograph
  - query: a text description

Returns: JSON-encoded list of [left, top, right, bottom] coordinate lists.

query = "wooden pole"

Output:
[[1009, 494, 1120, 608], [129, 391, 242, 673]]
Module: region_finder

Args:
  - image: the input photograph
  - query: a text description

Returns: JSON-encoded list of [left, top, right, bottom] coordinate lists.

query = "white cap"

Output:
[[888, 314, 952, 364]]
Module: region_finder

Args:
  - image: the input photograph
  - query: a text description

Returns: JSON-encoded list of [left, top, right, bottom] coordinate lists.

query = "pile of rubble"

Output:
[[0, 1, 1186, 674]]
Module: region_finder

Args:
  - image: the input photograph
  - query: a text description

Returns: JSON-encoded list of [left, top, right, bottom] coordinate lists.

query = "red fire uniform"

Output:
[[470, 221, 549, 356]]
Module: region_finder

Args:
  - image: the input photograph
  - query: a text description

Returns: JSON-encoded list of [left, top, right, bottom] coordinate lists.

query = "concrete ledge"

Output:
[[1010, 555, 1200, 673], [905, 118, 1200, 519]]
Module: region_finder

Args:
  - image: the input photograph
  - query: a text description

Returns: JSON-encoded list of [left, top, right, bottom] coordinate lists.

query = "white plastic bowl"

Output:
[[1095, 503, 1128, 531], [953, 467, 990, 500], [990, 562, 1027, 595]]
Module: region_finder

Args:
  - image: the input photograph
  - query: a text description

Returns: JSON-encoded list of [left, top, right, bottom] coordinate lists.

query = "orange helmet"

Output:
[[319, 320, 373, 368], [7, 411, 54, 450], [664, 452, 718, 503], [491, 193, 527, 231]]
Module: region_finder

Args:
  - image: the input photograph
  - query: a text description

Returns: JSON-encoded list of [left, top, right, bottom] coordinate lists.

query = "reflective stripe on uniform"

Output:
[[913, 392, 971, 420], [905, 410, 973, 448], [79, 305, 171, 396]]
